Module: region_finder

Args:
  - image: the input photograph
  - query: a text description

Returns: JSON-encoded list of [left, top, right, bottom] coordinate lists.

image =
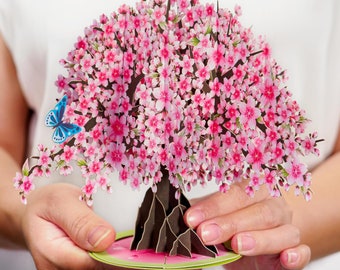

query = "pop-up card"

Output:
[[14, 0, 321, 268]]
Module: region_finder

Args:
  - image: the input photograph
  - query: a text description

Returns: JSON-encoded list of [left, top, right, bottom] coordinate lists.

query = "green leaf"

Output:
[[22, 168, 29, 177], [195, 123, 203, 131], [57, 160, 65, 168], [22, 159, 30, 176], [298, 116, 310, 123], [278, 164, 289, 178], [151, 72, 159, 78], [147, 8, 153, 16], [77, 159, 87, 167], [232, 40, 241, 47], [172, 14, 182, 24], [159, 21, 167, 30], [256, 116, 264, 124], [92, 42, 100, 51], [211, 113, 221, 120], [205, 25, 212, 35], [218, 158, 224, 168], [176, 173, 183, 185], [190, 37, 200, 46], [236, 117, 242, 129], [133, 128, 141, 136], [189, 155, 196, 163]]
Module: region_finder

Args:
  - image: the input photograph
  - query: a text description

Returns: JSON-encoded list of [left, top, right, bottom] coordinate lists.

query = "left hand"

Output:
[[21, 183, 124, 270], [183, 181, 311, 269]]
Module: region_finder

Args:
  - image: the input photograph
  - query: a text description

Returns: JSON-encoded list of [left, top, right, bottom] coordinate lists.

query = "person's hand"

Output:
[[184, 181, 311, 270], [222, 246, 311, 270], [21, 182, 124, 270]]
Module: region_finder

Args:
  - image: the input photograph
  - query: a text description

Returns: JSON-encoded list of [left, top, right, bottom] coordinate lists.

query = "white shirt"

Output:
[[0, 0, 339, 269]]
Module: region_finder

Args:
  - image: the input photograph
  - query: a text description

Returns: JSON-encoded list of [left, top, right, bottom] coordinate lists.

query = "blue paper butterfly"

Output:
[[45, 95, 82, 144]]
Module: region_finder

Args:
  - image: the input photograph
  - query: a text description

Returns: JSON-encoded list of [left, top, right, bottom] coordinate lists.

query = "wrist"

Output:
[[0, 148, 27, 248], [0, 183, 27, 248]]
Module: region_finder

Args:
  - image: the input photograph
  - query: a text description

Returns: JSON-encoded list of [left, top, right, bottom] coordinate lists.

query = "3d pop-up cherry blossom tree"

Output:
[[14, 0, 321, 258]]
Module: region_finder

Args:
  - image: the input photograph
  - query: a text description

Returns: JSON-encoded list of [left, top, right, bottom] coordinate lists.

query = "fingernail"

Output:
[[202, 223, 222, 244], [287, 251, 299, 264], [187, 209, 205, 228], [88, 226, 111, 248], [237, 234, 256, 253]]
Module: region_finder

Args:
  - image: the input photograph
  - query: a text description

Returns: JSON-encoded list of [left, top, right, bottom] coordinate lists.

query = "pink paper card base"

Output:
[[89, 230, 241, 269]]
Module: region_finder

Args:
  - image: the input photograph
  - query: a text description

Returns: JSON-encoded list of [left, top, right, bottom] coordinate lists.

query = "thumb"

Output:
[[44, 183, 116, 252]]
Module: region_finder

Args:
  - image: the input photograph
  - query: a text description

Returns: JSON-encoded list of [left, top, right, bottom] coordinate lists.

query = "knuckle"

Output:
[[290, 225, 301, 245], [232, 183, 252, 206], [201, 192, 228, 218], [70, 212, 92, 239], [283, 202, 293, 223], [258, 203, 277, 228], [276, 197, 293, 223], [223, 219, 239, 237]]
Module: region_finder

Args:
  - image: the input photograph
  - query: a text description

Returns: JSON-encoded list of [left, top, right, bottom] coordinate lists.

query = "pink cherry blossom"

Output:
[[247, 142, 268, 171], [38, 151, 51, 167], [15, 0, 321, 204], [154, 85, 172, 111], [55, 75, 68, 92], [61, 145, 75, 163], [82, 179, 97, 198], [20, 175, 35, 194], [239, 97, 261, 130], [286, 160, 307, 186]]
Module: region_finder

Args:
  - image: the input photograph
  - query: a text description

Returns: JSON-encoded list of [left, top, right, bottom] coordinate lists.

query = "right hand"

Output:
[[21, 182, 122, 270], [222, 245, 311, 270], [184, 181, 311, 270]]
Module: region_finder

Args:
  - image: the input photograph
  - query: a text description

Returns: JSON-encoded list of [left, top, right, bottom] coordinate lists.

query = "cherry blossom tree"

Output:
[[15, 0, 322, 256]]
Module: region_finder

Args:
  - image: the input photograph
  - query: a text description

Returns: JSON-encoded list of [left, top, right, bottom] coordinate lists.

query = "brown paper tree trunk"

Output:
[[131, 169, 217, 257]]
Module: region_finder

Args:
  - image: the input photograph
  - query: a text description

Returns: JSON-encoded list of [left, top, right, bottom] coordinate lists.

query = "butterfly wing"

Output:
[[45, 95, 68, 127], [53, 123, 82, 144], [45, 110, 59, 127], [46, 96, 81, 143]]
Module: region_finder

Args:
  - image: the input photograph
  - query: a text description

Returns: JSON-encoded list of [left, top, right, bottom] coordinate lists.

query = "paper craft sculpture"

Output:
[[131, 168, 217, 257], [14, 0, 322, 260]]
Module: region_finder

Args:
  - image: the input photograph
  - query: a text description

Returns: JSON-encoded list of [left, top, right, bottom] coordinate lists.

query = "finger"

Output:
[[31, 239, 99, 270], [230, 224, 300, 256], [26, 213, 100, 270], [184, 182, 270, 228], [38, 183, 116, 252], [280, 244, 311, 270], [194, 198, 290, 245], [220, 255, 282, 270]]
